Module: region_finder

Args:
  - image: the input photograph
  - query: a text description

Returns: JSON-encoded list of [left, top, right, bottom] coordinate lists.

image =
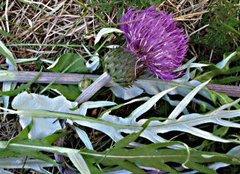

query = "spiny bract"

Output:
[[104, 48, 138, 87]]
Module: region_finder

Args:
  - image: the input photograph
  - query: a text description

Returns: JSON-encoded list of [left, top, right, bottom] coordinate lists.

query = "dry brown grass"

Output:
[[0, 0, 210, 62], [0, 116, 19, 140], [1, 0, 99, 63]]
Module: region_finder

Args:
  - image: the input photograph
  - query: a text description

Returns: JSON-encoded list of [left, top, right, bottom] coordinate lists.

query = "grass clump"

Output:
[[191, 0, 239, 59]]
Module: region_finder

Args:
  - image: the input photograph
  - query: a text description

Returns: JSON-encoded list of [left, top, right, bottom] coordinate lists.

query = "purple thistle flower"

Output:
[[120, 6, 189, 80]]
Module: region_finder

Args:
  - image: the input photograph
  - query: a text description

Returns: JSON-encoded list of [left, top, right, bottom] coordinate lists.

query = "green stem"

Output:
[[195, 66, 240, 82], [212, 76, 240, 84]]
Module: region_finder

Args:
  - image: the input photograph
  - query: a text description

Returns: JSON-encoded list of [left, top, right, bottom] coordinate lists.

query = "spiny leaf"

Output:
[[0, 138, 239, 174], [11, 85, 240, 144], [168, 80, 210, 120]]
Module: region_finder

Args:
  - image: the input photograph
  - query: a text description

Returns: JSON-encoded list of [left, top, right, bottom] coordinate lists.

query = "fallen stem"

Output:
[[1, 70, 240, 97], [0, 70, 100, 85], [75, 72, 111, 104]]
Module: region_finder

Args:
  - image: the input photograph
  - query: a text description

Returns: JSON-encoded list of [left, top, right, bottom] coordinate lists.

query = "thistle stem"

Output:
[[75, 72, 111, 104], [1, 70, 240, 98], [206, 84, 240, 98], [0, 70, 99, 85]]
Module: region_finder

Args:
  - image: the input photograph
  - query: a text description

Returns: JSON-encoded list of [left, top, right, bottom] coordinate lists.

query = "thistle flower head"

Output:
[[120, 6, 189, 80]]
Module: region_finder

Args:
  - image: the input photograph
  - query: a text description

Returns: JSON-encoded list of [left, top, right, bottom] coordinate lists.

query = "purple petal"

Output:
[[120, 6, 189, 80]]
